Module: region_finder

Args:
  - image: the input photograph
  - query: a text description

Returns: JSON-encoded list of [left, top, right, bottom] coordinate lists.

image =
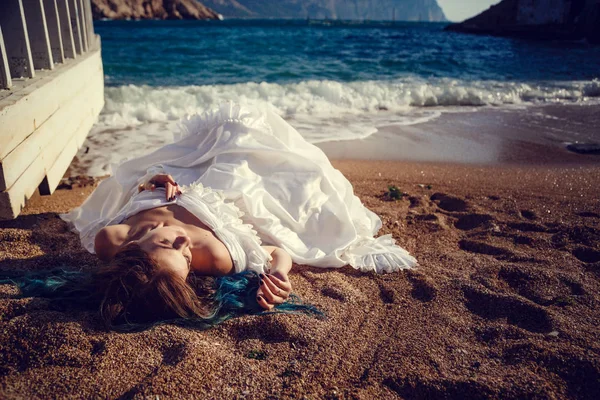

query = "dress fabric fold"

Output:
[[61, 103, 417, 273]]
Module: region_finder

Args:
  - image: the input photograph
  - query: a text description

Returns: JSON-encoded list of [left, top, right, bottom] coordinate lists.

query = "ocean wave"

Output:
[[583, 79, 600, 97], [97, 77, 600, 142], [99, 78, 599, 128]]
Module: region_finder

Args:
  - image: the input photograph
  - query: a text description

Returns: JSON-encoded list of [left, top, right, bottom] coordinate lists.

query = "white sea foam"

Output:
[[583, 79, 600, 97], [99, 77, 600, 127], [76, 78, 600, 176]]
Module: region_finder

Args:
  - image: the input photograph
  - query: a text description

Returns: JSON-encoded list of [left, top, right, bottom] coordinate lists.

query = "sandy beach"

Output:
[[1, 156, 599, 399], [3, 3, 600, 397]]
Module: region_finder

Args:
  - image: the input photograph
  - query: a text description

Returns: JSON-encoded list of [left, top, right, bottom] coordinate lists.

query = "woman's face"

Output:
[[135, 225, 193, 279]]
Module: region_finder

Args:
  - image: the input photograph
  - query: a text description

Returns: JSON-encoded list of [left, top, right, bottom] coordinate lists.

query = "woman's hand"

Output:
[[138, 174, 181, 201], [256, 246, 293, 310], [256, 272, 292, 311]]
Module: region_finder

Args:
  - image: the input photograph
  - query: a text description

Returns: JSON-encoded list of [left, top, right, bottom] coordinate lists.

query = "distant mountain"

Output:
[[92, 0, 221, 20], [445, 0, 600, 44], [200, 0, 447, 22]]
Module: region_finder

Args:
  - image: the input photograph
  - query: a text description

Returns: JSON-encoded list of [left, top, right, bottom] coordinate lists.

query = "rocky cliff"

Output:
[[92, 0, 221, 20], [200, 0, 447, 22], [445, 0, 600, 44]]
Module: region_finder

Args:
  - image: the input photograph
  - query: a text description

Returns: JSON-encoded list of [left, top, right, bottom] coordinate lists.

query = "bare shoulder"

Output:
[[206, 239, 235, 275], [94, 224, 128, 261]]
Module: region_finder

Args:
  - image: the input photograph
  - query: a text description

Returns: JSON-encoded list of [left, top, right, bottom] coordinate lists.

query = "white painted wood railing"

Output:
[[0, 0, 103, 219], [0, 0, 96, 89]]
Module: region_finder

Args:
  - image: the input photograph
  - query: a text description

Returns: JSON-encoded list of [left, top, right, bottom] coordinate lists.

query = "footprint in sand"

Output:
[[321, 287, 347, 302], [512, 235, 534, 246], [430, 193, 470, 212], [377, 282, 397, 304], [501, 343, 600, 398], [383, 374, 497, 400], [520, 210, 538, 220], [406, 271, 438, 302], [454, 214, 494, 231], [90, 339, 106, 356], [459, 239, 514, 258], [498, 266, 586, 306], [460, 239, 543, 263], [507, 222, 549, 233], [160, 342, 188, 366], [228, 317, 307, 346], [577, 211, 600, 219], [408, 195, 426, 208], [414, 213, 438, 222], [552, 226, 600, 249], [572, 247, 600, 264], [474, 325, 527, 344], [461, 285, 554, 333], [411, 213, 450, 231]]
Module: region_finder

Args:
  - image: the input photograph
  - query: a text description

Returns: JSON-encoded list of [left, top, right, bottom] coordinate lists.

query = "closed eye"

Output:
[[159, 239, 190, 267]]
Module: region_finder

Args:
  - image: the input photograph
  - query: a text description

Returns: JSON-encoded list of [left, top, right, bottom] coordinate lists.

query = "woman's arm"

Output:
[[263, 245, 292, 277], [256, 246, 293, 310]]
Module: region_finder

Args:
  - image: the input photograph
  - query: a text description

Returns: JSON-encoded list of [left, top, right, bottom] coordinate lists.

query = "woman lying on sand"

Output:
[[14, 103, 417, 330]]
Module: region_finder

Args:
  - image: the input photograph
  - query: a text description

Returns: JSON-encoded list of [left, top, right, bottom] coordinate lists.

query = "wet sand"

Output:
[[1, 159, 600, 399], [318, 104, 600, 165]]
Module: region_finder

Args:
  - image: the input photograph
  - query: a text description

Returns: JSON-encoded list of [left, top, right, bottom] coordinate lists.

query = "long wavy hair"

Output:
[[0, 243, 321, 332]]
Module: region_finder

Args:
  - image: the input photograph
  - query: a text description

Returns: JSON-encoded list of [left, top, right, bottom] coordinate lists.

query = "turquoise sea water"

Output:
[[98, 20, 600, 86], [79, 20, 600, 175]]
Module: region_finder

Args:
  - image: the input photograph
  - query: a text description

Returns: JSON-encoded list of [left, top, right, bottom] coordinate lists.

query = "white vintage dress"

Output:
[[61, 103, 417, 273]]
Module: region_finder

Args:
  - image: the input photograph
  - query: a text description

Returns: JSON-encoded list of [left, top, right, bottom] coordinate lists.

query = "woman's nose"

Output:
[[174, 235, 191, 249]]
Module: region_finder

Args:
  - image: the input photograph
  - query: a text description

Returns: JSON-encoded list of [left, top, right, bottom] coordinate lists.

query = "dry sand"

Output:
[[1, 160, 600, 399]]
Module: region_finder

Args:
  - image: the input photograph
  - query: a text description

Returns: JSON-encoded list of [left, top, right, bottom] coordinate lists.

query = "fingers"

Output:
[[139, 180, 181, 201], [140, 182, 181, 201], [256, 294, 274, 311], [139, 174, 183, 201], [151, 174, 176, 186], [256, 273, 294, 311], [265, 273, 292, 293], [168, 183, 182, 201], [151, 177, 180, 201], [259, 276, 287, 304], [166, 182, 176, 201], [163, 174, 177, 186], [165, 183, 172, 201]]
